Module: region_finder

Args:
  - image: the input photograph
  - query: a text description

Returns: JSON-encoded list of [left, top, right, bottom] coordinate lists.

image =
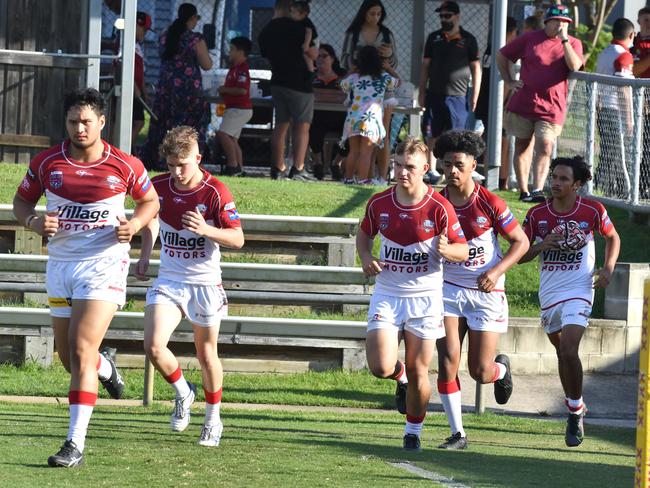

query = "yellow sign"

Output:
[[636, 280, 650, 488]]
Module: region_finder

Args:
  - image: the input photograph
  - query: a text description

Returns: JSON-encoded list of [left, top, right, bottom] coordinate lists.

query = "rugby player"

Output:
[[136, 126, 244, 447], [356, 137, 469, 451], [436, 130, 529, 449], [520, 156, 620, 446], [13, 88, 159, 467]]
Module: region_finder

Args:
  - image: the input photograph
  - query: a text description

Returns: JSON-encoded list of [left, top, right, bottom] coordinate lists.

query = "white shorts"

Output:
[[46, 253, 130, 318], [443, 283, 508, 333], [367, 293, 445, 340], [146, 277, 228, 327], [219, 108, 253, 138], [541, 299, 591, 334]]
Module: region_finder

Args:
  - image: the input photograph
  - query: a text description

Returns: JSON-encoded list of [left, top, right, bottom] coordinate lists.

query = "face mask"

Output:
[[441, 20, 454, 31]]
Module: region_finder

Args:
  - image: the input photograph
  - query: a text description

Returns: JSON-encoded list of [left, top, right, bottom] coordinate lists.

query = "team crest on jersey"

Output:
[[538, 220, 548, 235], [224, 201, 239, 220], [423, 219, 435, 233], [579, 221, 589, 229], [196, 204, 207, 214], [379, 212, 389, 230], [476, 216, 488, 228], [49, 171, 63, 189]]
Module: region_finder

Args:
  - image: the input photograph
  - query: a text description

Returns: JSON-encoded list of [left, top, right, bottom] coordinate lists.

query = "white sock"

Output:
[[404, 415, 425, 436], [395, 360, 408, 384], [67, 404, 94, 452], [438, 378, 465, 437], [567, 397, 585, 415], [165, 367, 191, 399], [97, 353, 112, 381], [495, 362, 507, 381], [205, 402, 221, 427]]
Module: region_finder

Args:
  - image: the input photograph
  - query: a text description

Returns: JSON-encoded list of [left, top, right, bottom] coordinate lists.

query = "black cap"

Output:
[[435, 1, 460, 14]]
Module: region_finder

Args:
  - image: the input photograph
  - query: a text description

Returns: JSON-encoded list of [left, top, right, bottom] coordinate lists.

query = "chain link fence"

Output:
[[557, 72, 650, 207]]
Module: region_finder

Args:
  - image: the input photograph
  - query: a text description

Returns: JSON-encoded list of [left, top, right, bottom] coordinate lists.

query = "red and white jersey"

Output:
[[154, 169, 241, 285], [17, 140, 152, 261], [523, 196, 615, 310], [441, 185, 518, 291], [360, 186, 466, 297]]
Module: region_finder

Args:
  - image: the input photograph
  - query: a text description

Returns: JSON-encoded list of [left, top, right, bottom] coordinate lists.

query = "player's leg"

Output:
[[402, 331, 436, 452], [436, 315, 468, 449], [217, 131, 239, 170], [193, 322, 223, 447], [343, 136, 360, 181], [52, 317, 71, 372], [234, 137, 244, 169], [143, 301, 195, 431], [48, 299, 117, 468], [467, 329, 512, 404], [366, 294, 408, 413], [356, 136, 375, 183], [556, 324, 587, 447], [546, 330, 569, 397]]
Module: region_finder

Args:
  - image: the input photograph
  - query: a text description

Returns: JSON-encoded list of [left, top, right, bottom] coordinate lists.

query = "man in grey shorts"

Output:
[[259, 0, 317, 180]]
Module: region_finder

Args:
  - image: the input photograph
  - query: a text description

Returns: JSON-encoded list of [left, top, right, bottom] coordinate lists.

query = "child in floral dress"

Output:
[[340, 46, 398, 185]]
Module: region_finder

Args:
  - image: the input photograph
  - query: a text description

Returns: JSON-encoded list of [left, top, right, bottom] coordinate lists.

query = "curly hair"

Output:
[[550, 156, 592, 184], [159, 126, 199, 160], [356, 45, 383, 79], [433, 130, 486, 159], [63, 88, 105, 117]]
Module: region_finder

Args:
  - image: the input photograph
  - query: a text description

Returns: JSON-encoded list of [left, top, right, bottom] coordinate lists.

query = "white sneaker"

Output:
[[198, 422, 223, 447], [371, 177, 388, 186], [170, 382, 196, 432]]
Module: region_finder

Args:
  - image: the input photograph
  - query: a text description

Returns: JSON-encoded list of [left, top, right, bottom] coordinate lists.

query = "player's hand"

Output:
[[593, 268, 612, 289], [182, 207, 209, 236], [539, 233, 564, 251], [506, 80, 524, 93], [31, 211, 59, 238], [361, 256, 383, 277], [477, 268, 500, 293], [436, 227, 449, 256], [135, 257, 150, 281], [115, 216, 137, 243]]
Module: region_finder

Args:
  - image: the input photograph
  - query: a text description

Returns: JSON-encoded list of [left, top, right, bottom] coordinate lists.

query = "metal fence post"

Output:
[[143, 356, 155, 406], [632, 86, 645, 205], [585, 80, 597, 195], [475, 382, 486, 415]]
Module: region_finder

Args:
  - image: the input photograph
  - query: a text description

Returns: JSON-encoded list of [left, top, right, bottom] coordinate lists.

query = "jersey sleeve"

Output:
[[215, 182, 242, 229], [440, 199, 466, 244], [522, 208, 536, 242], [593, 201, 615, 236], [16, 156, 45, 204], [126, 156, 153, 200], [614, 51, 634, 78], [423, 34, 434, 59], [499, 32, 527, 63], [492, 196, 518, 236], [360, 198, 377, 238], [467, 33, 480, 62]]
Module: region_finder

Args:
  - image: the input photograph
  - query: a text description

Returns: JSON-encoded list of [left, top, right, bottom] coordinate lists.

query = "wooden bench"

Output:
[[0, 205, 360, 266], [0, 254, 373, 307], [0, 306, 368, 404]]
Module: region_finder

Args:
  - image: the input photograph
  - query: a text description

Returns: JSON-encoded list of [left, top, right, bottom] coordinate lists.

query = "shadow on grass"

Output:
[[324, 187, 376, 218], [224, 386, 394, 408]]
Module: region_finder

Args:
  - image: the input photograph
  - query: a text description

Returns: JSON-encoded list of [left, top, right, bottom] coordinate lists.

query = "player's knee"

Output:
[[470, 363, 494, 383], [559, 342, 580, 361], [144, 342, 165, 361], [368, 362, 394, 379], [405, 363, 427, 382], [196, 349, 220, 369]]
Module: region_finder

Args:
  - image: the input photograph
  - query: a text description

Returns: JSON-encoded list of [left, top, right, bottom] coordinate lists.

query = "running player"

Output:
[[520, 155, 620, 447], [357, 137, 469, 452], [136, 126, 244, 447], [12, 88, 159, 467], [435, 130, 529, 449]]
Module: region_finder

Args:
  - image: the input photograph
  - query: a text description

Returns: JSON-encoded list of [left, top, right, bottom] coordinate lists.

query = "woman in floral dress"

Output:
[[142, 3, 213, 169], [340, 46, 397, 185]]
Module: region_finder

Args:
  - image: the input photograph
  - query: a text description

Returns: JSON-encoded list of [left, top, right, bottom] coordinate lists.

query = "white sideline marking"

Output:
[[388, 462, 470, 488]]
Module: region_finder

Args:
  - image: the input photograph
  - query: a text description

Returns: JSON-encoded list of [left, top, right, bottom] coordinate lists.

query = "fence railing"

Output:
[[558, 71, 650, 211]]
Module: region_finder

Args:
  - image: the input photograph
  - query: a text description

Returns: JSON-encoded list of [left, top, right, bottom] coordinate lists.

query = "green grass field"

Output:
[[0, 401, 635, 487]]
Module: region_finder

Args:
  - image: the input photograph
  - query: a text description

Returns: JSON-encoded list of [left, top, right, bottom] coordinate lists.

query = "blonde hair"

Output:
[[395, 137, 428, 159], [159, 126, 199, 159]]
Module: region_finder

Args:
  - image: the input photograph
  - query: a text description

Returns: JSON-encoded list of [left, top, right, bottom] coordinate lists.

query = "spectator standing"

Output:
[[217, 36, 253, 176], [594, 18, 635, 198], [309, 44, 347, 180], [418, 1, 481, 184], [340, 0, 398, 184], [142, 3, 213, 169], [496, 5, 583, 203], [632, 7, 650, 198], [339, 46, 397, 185], [258, 0, 317, 181], [132, 11, 152, 147]]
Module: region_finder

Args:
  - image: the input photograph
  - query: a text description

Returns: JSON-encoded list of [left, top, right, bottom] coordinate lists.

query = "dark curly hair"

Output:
[[356, 45, 383, 79], [63, 88, 105, 117], [550, 156, 592, 185], [433, 130, 486, 159]]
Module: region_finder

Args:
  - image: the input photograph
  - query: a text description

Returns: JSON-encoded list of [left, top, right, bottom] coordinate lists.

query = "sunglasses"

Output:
[[439, 13, 454, 19]]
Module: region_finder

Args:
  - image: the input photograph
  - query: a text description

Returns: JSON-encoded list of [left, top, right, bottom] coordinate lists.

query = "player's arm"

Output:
[[219, 86, 246, 96], [519, 233, 564, 263], [135, 216, 160, 280], [182, 208, 244, 249], [13, 193, 58, 238], [633, 54, 650, 77], [356, 228, 382, 277], [477, 225, 529, 293], [469, 59, 481, 112], [116, 186, 160, 244], [594, 228, 621, 288], [437, 229, 469, 262]]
